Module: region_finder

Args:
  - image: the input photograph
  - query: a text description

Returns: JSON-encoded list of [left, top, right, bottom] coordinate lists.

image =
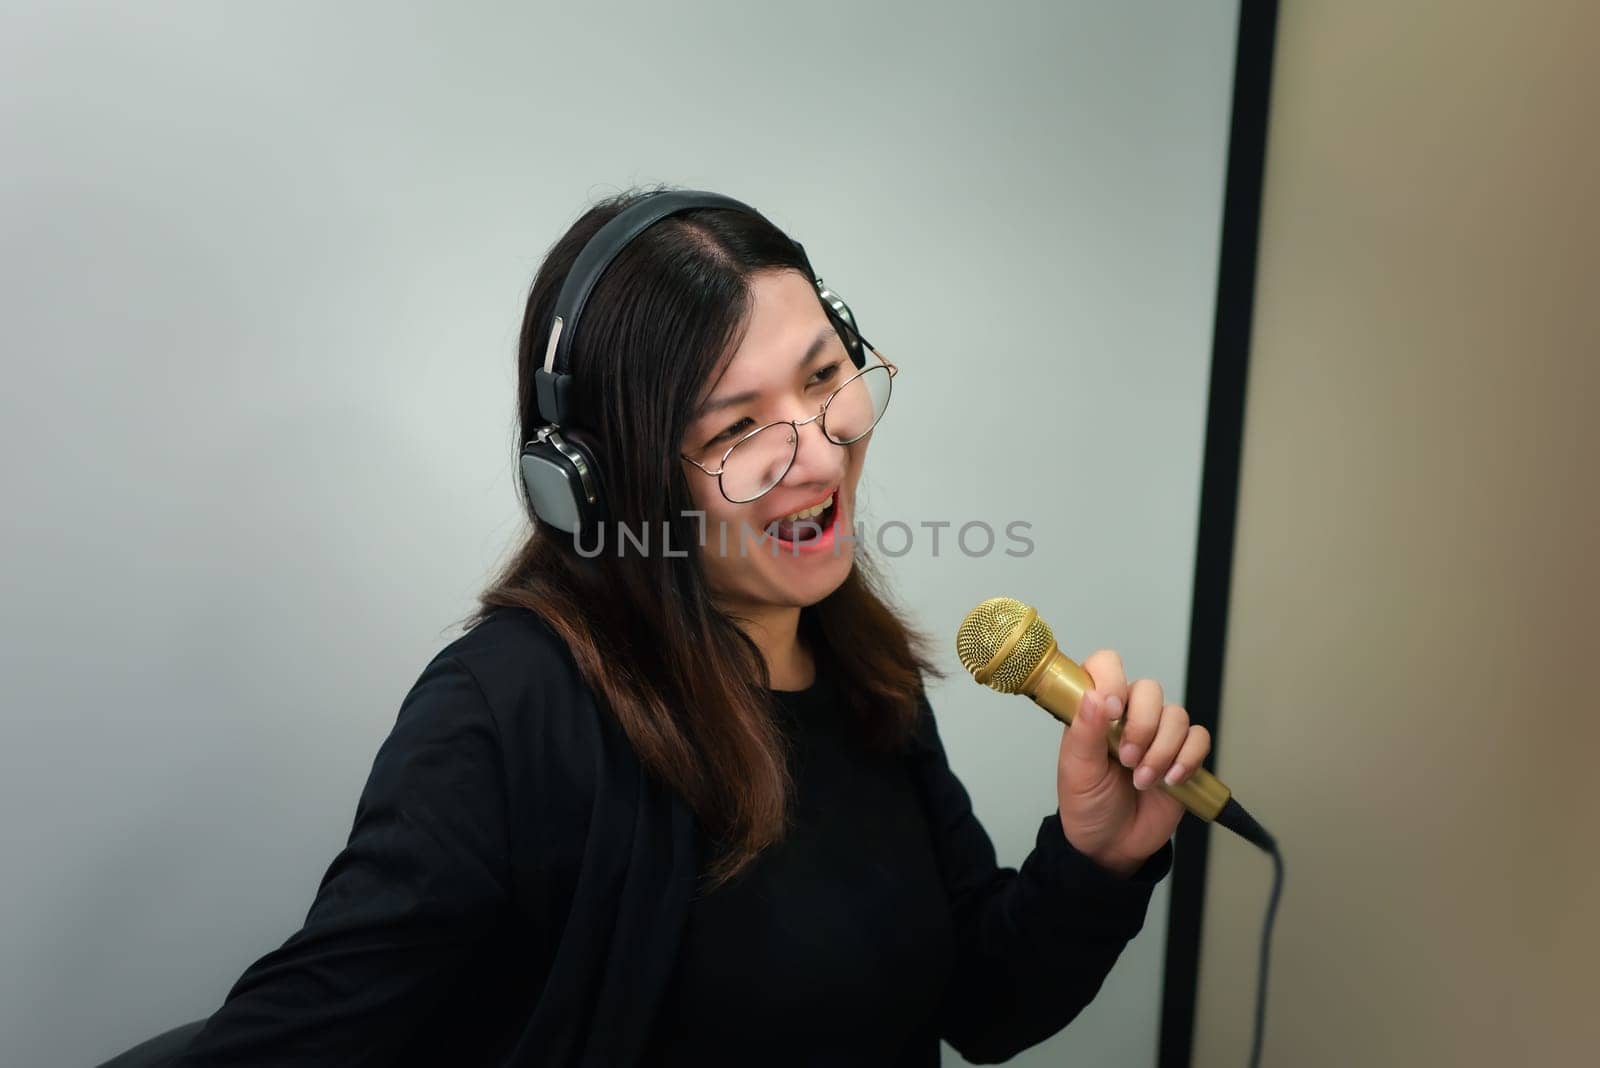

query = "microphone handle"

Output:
[[1028, 648, 1233, 822]]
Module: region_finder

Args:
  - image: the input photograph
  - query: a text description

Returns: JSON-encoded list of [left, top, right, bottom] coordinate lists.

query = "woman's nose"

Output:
[[784, 412, 844, 484]]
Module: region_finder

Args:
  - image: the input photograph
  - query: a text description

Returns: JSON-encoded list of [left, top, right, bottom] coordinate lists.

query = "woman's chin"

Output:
[[764, 547, 854, 605], [703, 546, 854, 613]]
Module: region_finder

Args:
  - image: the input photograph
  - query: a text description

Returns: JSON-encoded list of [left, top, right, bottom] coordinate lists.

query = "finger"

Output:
[[1080, 650, 1128, 718], [1133, 704, 1190, 790], [1163, 724, 1212, 786], [1062, 688, 1115, 780], [1117, 678, 1165, 768]]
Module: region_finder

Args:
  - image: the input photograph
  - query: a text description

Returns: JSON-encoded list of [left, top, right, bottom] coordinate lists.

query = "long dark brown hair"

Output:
[[467, 185, 942, 888]]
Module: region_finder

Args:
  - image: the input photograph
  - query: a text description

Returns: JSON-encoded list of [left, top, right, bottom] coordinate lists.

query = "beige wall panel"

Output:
[[1193, 2, 1599, 1065]]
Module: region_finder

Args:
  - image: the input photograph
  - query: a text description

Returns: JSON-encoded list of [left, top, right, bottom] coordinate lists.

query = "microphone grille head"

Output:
[[956, 596, 1056, 694]]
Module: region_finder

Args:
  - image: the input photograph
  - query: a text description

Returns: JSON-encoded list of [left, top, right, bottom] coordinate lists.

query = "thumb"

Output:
[[1062, 689, 1118, 783]]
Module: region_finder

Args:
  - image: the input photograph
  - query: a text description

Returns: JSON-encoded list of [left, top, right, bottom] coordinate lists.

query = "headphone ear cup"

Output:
[[561, 425, 608, 523], [814, 279, 867, 370], [519, 426, 608, 536], [832, 311, 866, 370]]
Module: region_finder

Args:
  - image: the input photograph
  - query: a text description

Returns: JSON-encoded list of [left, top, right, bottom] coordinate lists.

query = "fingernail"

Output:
[[1164, 763, 1186, 786], [1133, 765, 1155, 790], [1105, 695, 1123, 718], [1119, 743, 1139, 767]]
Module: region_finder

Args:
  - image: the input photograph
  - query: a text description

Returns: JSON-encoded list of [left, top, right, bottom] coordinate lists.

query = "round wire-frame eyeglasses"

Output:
[[680, 343, 899, 504]]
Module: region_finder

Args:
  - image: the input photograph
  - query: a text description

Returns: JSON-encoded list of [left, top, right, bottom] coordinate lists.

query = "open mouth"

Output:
[[765, 491, 839, 544]]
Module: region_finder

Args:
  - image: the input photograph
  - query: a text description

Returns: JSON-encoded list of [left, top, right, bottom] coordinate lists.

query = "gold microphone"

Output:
[[956, 596, 1273, 850]]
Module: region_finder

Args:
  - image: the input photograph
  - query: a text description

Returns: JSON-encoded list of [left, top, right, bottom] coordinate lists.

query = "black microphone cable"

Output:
[[1250, 840, 1284, 1068], [1214, 799, 1284, 1068]]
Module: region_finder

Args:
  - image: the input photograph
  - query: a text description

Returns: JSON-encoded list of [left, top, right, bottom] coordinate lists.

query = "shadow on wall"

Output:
[[96, 1019, 206, 1068]]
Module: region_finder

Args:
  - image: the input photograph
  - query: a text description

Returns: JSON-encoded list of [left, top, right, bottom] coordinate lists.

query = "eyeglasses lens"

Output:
[[718, 360, 894, 504]]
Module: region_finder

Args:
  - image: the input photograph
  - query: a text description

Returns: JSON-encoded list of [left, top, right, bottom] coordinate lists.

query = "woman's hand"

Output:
[[1055, 650, 1212, 877]]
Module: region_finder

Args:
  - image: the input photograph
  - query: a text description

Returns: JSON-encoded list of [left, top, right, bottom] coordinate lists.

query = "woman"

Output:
[[171, 187, 1210, 1066]]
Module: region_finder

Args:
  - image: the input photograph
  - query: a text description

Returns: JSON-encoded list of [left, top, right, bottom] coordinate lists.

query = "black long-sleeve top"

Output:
[[644, 660, 954, 1063], [171, 606, 1172, 1066]]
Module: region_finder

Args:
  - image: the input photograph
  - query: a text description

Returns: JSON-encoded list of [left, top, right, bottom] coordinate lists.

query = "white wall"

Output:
[[0, 2, 1238, 1064]]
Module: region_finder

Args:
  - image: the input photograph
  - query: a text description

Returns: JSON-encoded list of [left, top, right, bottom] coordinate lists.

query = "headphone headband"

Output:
[[534, 189, 814, 428]]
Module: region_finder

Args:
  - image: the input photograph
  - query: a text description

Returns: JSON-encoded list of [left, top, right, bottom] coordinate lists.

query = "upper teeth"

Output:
[[778, 494, 833, 524]]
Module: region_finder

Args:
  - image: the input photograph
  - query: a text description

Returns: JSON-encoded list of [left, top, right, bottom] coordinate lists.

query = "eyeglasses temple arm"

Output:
[[864, 341, 898, 376]]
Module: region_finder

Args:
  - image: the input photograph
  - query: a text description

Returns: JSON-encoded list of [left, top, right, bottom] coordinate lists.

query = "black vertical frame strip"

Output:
[[1158, 2, 1280, 1067]]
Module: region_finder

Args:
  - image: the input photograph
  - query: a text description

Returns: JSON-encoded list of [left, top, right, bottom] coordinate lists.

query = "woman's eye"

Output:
[[708, 417, 752, 446], [808, 361, 843, 388]]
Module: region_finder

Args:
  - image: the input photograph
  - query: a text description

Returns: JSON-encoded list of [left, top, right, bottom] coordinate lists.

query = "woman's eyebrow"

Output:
[[694, 325, 837, 418]]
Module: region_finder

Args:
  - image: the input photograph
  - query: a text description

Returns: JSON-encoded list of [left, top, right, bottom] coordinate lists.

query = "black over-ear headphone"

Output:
[[519, 189, 870, 535]]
